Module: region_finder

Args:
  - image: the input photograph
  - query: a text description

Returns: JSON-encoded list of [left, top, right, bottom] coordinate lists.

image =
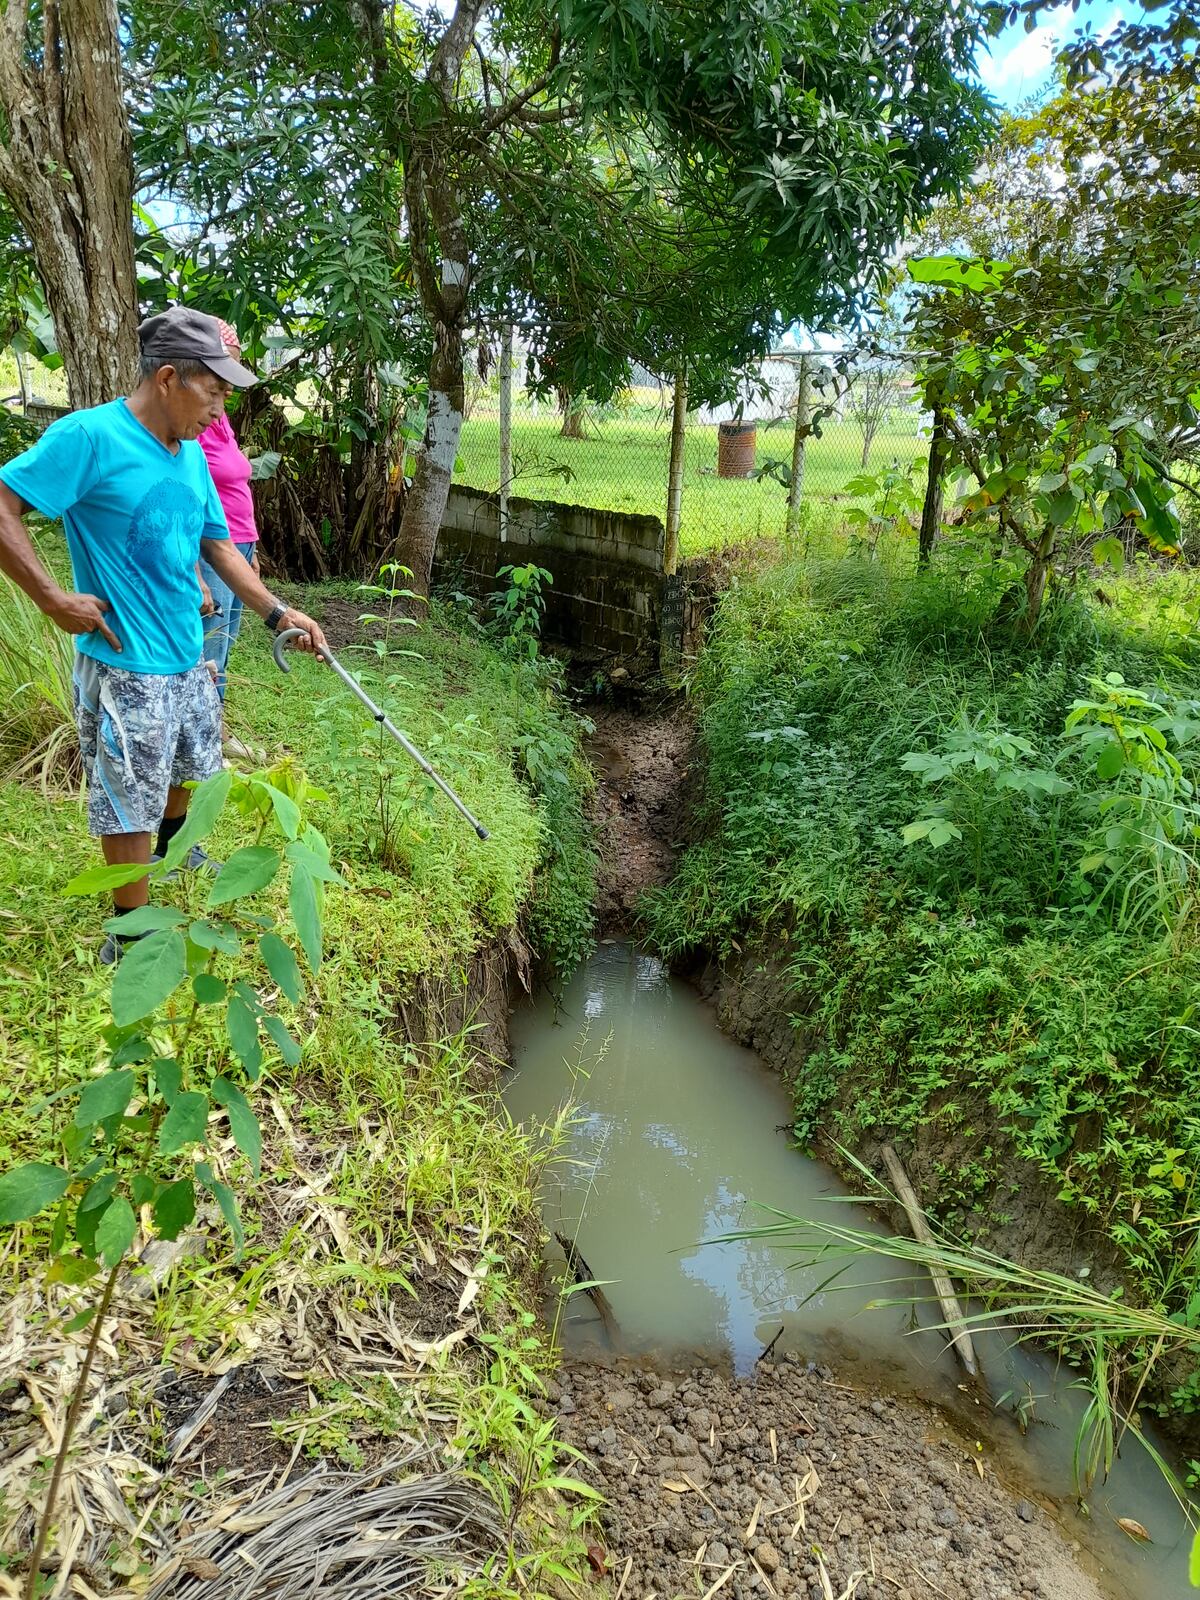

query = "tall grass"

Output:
[[715, 1152, 1198, 1512], [0, 576, 78, 790]]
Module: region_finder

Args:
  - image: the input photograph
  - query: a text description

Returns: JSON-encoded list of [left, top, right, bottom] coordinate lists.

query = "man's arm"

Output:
[[200, 536, 327, 653], [0, 481, 121, 651]]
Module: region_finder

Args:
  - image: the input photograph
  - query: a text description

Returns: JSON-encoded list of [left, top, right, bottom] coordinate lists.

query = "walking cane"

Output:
[[272, 627, 490, 840]]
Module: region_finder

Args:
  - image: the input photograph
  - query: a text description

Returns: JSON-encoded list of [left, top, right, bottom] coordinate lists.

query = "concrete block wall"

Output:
[[435, 484, 667, 656]]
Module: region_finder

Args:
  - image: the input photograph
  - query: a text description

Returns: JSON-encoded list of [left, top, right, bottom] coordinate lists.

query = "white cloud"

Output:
[[978, 4, 1073, 100]]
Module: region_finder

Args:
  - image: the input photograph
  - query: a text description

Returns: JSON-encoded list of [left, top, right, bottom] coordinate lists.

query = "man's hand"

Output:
[[250, 545, 261, 576], [278, 606, 327, 656], [47, 590, 121, 653]]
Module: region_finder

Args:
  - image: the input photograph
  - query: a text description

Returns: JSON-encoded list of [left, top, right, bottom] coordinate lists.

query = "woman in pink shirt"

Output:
[[197, 319, 261, 703]]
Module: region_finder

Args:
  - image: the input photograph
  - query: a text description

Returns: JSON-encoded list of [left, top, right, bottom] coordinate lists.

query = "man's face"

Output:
[[159, 365, 233, 440]]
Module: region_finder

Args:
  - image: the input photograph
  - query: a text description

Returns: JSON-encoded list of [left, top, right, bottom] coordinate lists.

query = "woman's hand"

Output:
[[199, 579, 216, 617], [250, 545, 261, 577]]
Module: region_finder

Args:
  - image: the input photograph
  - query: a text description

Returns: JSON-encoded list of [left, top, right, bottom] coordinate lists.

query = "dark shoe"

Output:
[[99, 932, 126, 966]]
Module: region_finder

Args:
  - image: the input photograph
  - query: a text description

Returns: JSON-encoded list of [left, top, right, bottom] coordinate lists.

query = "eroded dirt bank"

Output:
[[565, 701, 1113, 1600], [552, 1357, 1105, 1600]]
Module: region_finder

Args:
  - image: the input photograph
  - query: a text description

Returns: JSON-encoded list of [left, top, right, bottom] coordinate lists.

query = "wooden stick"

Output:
[[879, 1144, 980, 1381]]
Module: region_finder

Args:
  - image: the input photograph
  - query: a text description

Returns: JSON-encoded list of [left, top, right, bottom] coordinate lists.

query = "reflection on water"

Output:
[[505, 941, 1196, 1600], [508, 941, 938, 1378]]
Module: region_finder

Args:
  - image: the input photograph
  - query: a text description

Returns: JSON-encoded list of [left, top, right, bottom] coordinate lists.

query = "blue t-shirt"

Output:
[[0, 399, 229, 675]]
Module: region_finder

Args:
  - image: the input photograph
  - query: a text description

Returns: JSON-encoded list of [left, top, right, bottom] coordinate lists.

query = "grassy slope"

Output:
[[457, 407, 923, 555], [643, 546, 1200, 1423], [0, 595, 599, 1590]]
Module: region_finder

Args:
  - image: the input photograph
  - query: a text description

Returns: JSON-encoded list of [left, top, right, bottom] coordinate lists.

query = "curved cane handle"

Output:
[[271, 626, 308, 673]]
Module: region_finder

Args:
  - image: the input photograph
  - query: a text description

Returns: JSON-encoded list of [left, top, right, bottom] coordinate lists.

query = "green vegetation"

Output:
[[0, 583, 599, 1591], [457, 403, 924, 555], [643, 541, 1200, 1422]]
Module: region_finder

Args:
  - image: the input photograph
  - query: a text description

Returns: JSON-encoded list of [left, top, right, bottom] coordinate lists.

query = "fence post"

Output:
[[664, 367, 687, 576], [918, 404, 946, 566], [498, 324, 513, 544], [785, 353, 811, 539]]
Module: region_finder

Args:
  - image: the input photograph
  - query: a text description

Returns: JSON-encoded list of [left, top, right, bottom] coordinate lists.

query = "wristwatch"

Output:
[[264, 602, 287, 632]]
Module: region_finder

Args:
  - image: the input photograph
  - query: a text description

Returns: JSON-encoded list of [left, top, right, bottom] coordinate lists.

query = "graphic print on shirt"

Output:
[[125, 478, 206, 612]]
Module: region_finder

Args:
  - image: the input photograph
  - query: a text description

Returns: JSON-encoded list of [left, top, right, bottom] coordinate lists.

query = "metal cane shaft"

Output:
[[273, 628, 489, 839]]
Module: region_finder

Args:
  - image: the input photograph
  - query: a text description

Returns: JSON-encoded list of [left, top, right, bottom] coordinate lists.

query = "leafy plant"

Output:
[[843, 464, 924, 557], [1067, 673, 1200, 939], [901, 716, 1071, 882], [0, 762, 340, 1598], [489, 564, 552, 661]]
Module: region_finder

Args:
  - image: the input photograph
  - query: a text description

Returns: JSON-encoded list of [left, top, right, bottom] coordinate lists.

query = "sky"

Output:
[[977, 0, 1128, 107]]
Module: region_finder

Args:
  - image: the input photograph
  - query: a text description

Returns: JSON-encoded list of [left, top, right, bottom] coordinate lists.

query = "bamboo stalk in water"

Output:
[[879, 1143, 980, 1381]]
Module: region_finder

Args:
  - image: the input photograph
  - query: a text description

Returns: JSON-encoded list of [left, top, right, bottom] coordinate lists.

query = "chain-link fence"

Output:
[[456, 351, 931, 560]]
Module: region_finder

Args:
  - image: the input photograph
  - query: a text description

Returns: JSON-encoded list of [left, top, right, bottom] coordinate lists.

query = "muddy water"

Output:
[[505, 940, 1195, 1600]]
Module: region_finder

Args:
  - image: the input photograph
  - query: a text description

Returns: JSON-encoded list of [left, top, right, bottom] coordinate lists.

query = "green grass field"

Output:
[[457, 403, 927, 554]]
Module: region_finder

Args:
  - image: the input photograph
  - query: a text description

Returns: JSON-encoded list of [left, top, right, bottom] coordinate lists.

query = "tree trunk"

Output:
[[785, 354, 811, 540], [918, 408, 946, 566], [395, 317, 465, 597], [861, 429, 873, 471], [664, 368, 687, 576], [559, 390, 586, 439], [391, 0, 485, 597], [0, 0, 138, 408]]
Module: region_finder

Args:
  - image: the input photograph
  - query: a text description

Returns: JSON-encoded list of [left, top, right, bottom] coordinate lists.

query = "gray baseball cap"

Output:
[[137, 305, 257, 388]]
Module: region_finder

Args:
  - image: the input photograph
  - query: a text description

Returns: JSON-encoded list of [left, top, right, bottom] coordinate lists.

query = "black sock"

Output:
[[111, 899, 144, 946], [156, 813, 186, 859]]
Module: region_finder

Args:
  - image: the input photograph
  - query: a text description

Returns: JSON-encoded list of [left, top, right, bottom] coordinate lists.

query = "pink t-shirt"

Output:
[[197, 413, 258, 544]]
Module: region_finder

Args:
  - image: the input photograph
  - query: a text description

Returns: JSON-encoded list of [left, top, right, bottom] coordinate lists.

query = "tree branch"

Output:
[[483, 27, 561, 131]]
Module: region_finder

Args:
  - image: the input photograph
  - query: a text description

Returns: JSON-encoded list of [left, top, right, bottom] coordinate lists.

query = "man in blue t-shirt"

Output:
[[0, 305, 327, 962]]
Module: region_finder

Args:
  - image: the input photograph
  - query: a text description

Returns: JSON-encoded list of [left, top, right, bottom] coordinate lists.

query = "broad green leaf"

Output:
[[63, 862, 154, 896], [75, 1069, 135, 1128], [189, 919, 240, 955], [254, 780, 302, 840], [213, 1078, 262, 1175], [96, 1196, 136, 1268], [206, 846, 281, 907], [289, 866, 322, 973], [226, 996, 262, 1079], [285, 841, 346, 886], [101, 906, 188, 936], [111, 1033, 154, 1066], [155, 1058, 182, 1105], [111, 930, 188, 1026], [908, 254, 1011, 291], [50, 1198, 69, 1252], [63, 1306, 99, 1334], [162, 769, 233, 871], [193, 973, 228, 1006], [158, 1091, 209, 1154], [77, 1172, 119, 1214], [196, 1161, 244, 1256], [130, 1173, 157, 1207], [259, 932, 302, 1003], [46, 1254, 99, 1286], [153, 1177, 196, 1240], [1096, 744, 1126, 780], [1189, 1527, 1200, 1586], [0, 1162, 71, 1223], [263, 1014, 302, 1068]]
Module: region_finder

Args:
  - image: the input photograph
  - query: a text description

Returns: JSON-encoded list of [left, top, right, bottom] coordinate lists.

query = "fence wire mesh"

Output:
[[456, 354, 931, 559]]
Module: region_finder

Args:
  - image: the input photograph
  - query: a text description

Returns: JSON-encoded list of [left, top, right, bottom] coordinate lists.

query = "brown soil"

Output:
[[551, 1357, 1108, 1600], [586, 701, 693, 932]]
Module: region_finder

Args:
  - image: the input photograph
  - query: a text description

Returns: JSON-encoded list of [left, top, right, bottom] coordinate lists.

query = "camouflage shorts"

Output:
[[73, 655, 222, 837]]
